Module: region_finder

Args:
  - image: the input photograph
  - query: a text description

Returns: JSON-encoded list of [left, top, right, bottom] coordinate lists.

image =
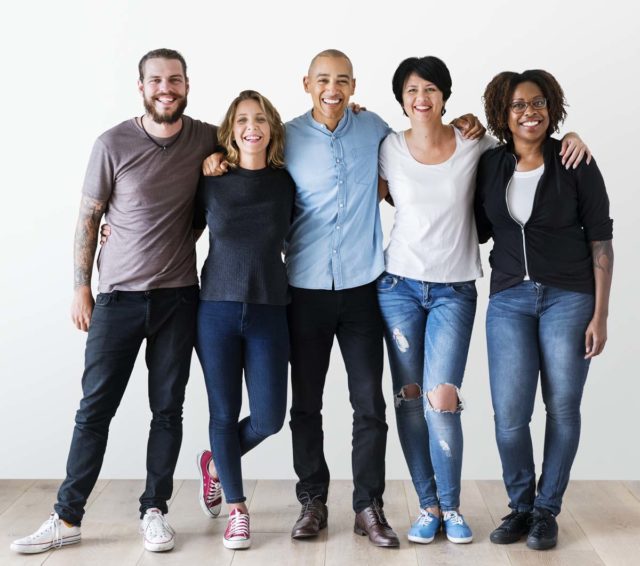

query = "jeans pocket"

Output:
[[450, 281, 477, 299], [376, 273, 399, 293], [95, 292, 113, 307]]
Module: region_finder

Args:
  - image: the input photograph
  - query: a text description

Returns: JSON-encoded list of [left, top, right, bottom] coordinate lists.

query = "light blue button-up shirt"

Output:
[[284, 108, 390, 290]]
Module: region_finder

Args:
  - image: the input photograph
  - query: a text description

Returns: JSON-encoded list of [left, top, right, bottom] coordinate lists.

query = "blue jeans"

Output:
[[377, 273, 477, 511], [486, 281, 594, 516], [196, 301, 289, 503], [55, 286, 199, 525]]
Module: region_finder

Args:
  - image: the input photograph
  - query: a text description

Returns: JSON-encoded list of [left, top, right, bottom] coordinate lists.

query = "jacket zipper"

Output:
[[504, 155, 530, 280]]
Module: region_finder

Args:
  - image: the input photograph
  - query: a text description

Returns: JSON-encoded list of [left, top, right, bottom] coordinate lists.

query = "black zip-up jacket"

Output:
[[475, 137, 613, 296]]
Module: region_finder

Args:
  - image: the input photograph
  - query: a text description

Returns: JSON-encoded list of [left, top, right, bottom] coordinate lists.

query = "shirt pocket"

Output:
[[351, 144, 379, 186]]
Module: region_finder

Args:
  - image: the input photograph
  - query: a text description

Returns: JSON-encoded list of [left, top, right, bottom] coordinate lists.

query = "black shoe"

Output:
[[526, 507, 558, 550], [490, 509, 532, 544]]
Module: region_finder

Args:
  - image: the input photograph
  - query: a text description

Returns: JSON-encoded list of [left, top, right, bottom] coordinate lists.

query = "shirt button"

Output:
[[339, 180, 343, 184], [336, 159, 341, 163], [336, 225, 340, 230], [333, 249, 337, 254], [339, 203, 344, 208]]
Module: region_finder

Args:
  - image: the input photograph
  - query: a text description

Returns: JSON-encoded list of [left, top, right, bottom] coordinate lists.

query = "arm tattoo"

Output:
[[74, 195, 107, 288], [591, 240, 614, 274]]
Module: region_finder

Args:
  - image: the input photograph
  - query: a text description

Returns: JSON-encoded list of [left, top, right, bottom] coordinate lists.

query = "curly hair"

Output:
[[483, 69, 567, 144], [218, 90, 285, 169]]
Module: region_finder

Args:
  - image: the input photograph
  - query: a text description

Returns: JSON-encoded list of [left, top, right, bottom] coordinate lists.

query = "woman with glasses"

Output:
[[475, 70, 613, 550], [376, 57, 590, 546]]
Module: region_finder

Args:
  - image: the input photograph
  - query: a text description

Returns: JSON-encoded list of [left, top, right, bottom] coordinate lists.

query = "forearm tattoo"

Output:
[[591, 240, 614, 274], [74, 195, 106, 288]]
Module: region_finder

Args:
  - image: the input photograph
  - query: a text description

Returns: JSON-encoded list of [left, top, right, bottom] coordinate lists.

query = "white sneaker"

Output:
[[10, 513, 81, 554], [140, 508, 175, 552]]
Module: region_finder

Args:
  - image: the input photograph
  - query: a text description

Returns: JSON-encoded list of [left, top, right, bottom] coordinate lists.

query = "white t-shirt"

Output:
[[507, 164, 544, 225], [379, 128, 496, 283]]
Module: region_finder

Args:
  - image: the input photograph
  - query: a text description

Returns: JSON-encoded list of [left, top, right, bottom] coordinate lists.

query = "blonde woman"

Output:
[[194, 90, 294, 550]]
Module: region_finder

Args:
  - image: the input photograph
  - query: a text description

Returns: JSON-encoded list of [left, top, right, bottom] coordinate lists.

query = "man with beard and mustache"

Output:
[[10, 48, 218, 555]]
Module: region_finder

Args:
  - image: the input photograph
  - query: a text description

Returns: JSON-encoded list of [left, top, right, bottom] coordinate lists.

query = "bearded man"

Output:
[[11, 48, 218, 555]]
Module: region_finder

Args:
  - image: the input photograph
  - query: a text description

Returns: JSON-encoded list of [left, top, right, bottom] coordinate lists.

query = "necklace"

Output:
[[139, 115, 183, 150]]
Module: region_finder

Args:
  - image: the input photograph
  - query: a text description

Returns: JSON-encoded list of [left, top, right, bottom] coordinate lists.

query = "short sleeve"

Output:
[[81, 137, 115, 202]]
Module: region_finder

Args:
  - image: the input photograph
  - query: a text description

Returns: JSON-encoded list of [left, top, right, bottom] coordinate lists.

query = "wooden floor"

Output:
[[1, 479, 639, 565]]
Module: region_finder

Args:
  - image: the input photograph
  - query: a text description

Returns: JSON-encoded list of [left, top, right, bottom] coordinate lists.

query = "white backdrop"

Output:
[[1, 0, 638, 483]]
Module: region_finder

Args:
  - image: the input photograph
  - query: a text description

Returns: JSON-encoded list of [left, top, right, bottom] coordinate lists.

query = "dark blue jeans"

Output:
[[486, 281, 594, 516], [196, 301, 289, 503], [55, 286, 198, 525]]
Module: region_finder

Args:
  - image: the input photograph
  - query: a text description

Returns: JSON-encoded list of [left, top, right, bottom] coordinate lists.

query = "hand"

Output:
[[584, 316, 607, 359], [71, 285, 94, 332], [560, 133, 592, 169], [451, 113, 486, 140], [99, 223, 111, 245], [348, 102, 366, 114], [202, 152, 229, 176]]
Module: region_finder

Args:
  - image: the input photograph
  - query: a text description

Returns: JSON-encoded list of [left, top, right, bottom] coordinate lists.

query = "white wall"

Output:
[[1, 0, 638, 483]]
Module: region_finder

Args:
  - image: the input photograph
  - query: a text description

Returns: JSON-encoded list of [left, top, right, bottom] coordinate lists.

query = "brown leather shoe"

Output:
[[354, 502, 399, 547], [291, 496, 328, 539]]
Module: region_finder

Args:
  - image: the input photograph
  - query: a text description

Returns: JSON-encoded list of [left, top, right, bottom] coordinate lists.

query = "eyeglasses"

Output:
[[510, 97, 547, 114]]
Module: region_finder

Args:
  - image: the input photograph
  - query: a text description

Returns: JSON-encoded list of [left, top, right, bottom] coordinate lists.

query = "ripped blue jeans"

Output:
[[377, 273, 477, 510]]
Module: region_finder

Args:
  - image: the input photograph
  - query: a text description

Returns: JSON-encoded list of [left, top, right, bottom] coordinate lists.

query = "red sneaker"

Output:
[[224, 508, 250, 549], [196, 450, 222, 518]]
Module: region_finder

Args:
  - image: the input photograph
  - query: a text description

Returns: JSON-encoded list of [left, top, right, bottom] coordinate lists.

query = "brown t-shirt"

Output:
[[82, 115, 217, 292]]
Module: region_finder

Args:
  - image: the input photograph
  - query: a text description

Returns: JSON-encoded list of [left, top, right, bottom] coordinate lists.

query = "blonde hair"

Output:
[[218, 90, 285, 168]]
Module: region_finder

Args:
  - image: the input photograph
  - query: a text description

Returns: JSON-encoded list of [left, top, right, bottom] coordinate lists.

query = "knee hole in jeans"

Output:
[[426, 383, 465, 413], [393, 382, 422, 408]]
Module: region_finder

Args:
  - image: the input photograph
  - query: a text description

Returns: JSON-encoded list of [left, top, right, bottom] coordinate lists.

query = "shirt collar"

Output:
[[304, 107, 352, 136]]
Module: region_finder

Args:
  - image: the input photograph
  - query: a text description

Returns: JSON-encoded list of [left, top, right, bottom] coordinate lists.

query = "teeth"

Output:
[[244, 136, 261, 141], [415, 106, 430, 111], [323, 98, 340, 105], [522, 121, 540, 127]]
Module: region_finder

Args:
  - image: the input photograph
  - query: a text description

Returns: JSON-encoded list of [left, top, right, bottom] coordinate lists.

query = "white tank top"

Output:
[[508, 164, 544, 225]]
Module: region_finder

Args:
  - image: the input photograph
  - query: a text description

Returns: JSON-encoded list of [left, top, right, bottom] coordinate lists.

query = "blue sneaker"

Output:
[[408, 510, 440, 544], [442, 510, 473, 543]]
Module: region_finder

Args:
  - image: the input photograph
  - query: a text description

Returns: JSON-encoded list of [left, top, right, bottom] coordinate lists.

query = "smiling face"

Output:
[[232, 98, 271, 166], [138, 57, 189, 124], [303, 55, 355, 131], [402, 72, 445, 124], [507, 81, 549, 147]]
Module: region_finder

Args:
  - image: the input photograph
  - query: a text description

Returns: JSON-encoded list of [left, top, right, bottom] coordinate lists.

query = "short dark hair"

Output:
[[483, 69, 567, 144], [392, 56, 452, 116], [308, 49, 353, 76], [138, 48, 188, 81]]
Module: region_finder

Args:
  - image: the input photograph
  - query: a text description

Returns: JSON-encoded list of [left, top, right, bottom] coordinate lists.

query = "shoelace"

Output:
[[370, 501, 391, 527], [529, 515, 551, 537], [298, 494, 324, 520], [416, 510, 435, 526], [32, 514, 63, 548], [443, 511, 464, 526], [204, 475, 221, 505], [227, 512, 249, 538], [144, 511, 175, 538]]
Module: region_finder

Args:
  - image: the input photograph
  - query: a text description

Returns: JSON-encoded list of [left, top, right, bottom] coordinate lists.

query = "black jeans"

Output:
[[288, 282, 388, 513], [54, 286, 198, 525]]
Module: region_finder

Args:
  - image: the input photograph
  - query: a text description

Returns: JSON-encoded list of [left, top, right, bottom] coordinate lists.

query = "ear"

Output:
[[185, 78, 190, 95], [137, 79, 144, 96], [351, 77, 356, 95], [303, 76, 310, 93]]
